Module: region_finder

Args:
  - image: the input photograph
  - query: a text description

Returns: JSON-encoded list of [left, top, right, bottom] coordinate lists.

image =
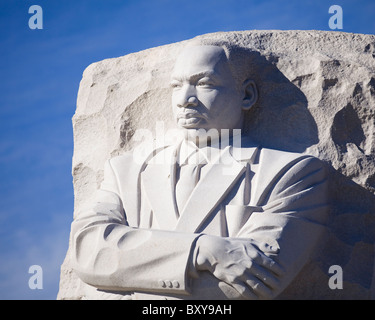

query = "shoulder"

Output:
[[107, 144, 177, 172], [256, 149, 328, 207], [108, 152, 135, 169], [256, 148, 327, 189], [259, 148, 307, 164], [258, 148, 323, 170]]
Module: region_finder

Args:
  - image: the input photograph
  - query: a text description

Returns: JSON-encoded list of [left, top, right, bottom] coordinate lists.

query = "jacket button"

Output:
[[165, 280, 172, 288], [172, 280, 180, 288], [158, 280, 166, 288]]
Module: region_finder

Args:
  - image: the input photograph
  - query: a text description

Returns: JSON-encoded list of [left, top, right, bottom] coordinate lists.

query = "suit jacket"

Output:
[[71, 140, 329, 300]]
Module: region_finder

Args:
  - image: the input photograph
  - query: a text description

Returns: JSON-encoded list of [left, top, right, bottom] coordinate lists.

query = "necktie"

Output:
[[175, 157, 206, 215]]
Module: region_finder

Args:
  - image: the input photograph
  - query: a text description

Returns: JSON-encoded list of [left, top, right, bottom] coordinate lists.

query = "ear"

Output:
[[241, 79, 258, 111]]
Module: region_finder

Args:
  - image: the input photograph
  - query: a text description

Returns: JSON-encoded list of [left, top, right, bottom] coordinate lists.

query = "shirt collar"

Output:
[[178, 130, 248, 165], [178, 139, 208, 165]]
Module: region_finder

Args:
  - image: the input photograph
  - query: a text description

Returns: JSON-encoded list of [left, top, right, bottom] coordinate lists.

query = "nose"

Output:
[[176, 85, 198, 108], [184, 96, 198, 107]]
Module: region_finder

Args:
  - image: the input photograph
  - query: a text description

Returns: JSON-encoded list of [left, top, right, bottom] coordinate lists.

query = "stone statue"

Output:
[[69, 41, 330, 299]]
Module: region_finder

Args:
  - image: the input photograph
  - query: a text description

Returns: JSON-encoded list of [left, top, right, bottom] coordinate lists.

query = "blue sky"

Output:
[[0, 0, 374, 300]]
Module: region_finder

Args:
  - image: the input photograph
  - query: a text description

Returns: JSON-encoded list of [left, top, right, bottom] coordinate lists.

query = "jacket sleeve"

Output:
[[71, 158, 200, 295], [237, 156, 330, 298]]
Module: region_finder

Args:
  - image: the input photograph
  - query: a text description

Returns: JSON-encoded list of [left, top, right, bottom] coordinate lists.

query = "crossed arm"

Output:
[[71, 156, 328, 299], [192, 156, 329, 299]]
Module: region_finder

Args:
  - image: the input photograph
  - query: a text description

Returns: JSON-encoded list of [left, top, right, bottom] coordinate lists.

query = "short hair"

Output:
[[186, 37, 262, 93]]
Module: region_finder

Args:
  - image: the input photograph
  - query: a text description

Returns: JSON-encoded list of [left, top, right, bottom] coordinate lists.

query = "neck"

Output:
[[182, 128, 243, 149]]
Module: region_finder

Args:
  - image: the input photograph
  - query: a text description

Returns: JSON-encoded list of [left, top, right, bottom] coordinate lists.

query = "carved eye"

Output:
[[170, 80, 182, 89], [197, 77, 214, 88], [197, 82, 208, 87]]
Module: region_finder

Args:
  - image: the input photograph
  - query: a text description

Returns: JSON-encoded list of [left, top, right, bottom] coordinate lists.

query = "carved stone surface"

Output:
[[58, 30, 375, 300]]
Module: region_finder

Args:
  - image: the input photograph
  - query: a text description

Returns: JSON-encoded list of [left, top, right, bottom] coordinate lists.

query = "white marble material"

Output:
[[58, 30, 375, 300]]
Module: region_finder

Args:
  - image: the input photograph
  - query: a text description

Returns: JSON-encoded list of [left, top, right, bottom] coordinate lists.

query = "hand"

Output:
[[194, 235, 284, 299]]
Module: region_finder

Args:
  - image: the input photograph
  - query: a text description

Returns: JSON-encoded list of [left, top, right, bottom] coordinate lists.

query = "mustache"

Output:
[[176, 109, 208, 120]]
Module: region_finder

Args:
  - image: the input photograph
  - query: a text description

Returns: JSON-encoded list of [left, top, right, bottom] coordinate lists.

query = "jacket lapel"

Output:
[[175, 146, 247, 233], [141, 144, 180, 230], [141, 139, 260, 233]]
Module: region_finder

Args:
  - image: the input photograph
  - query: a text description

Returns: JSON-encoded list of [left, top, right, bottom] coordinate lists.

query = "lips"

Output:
[[177, 112, 206, 128], [177, 111, 202, 119]]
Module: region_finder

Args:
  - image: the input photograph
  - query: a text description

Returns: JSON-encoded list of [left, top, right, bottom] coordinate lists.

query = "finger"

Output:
[[243, 274, 275, 299], [260, 242, 280, 254], [244, 261, 281, 291], [217, 281, 255, 300], [264, 256, 285, 276], [240, 238, 280, 254], [246, 248, 285, 276], [218, 272, 258, 300], [230, 280, 258, 300]]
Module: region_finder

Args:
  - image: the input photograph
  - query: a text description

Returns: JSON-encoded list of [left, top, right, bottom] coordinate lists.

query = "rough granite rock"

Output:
[[58, 30, 375, 300]]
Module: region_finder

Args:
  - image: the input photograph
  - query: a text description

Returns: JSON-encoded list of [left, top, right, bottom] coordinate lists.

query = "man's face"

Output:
[[171, 46, 244, 137]]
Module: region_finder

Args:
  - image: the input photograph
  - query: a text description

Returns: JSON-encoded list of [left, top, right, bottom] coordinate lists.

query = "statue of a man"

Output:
[[71, 42, 329, 299]]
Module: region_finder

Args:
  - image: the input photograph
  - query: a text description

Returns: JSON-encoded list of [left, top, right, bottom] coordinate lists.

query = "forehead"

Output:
[[171, 45, 229, 80]]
